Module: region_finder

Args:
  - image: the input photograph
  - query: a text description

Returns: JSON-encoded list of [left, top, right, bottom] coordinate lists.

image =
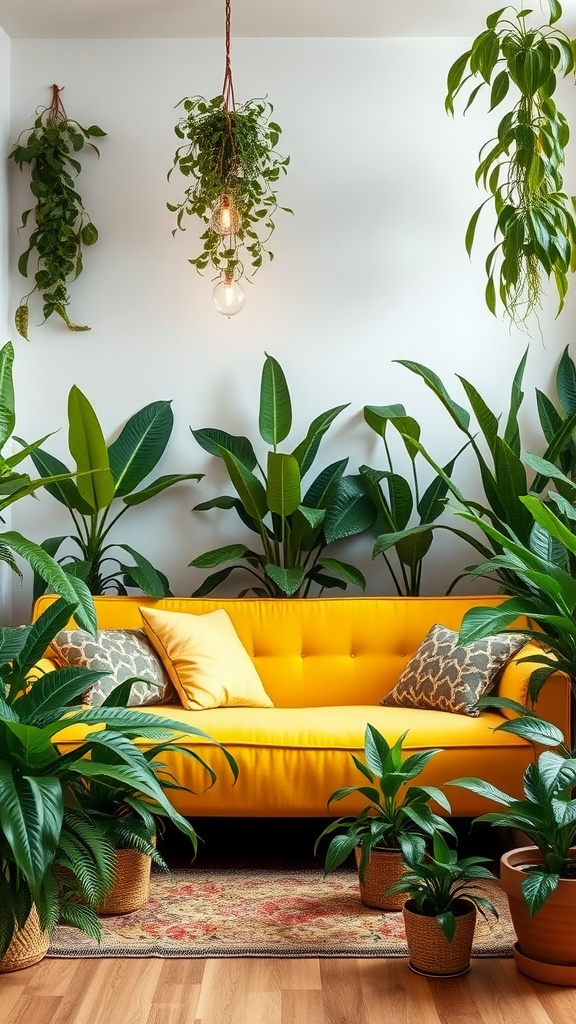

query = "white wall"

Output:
[[0, 27, 12, 622], [5, 37, 576, 623]]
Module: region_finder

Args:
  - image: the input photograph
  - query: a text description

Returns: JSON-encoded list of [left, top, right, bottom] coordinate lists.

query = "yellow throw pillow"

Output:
[[139, 606, 274, 711]]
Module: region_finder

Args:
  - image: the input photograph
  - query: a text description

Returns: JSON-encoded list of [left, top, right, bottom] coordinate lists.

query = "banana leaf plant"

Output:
[[0, 595, 238, 957], [0, 341, 95, 630], [17, 387, 202, 599], [396, 351, 576, 594], [359, 404, 469, 595], [455, 485, 576, 704], [189, 353, 376, 597]]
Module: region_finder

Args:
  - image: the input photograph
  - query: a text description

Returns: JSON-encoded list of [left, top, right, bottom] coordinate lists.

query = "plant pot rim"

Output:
[[501, 846, 576, 908], [404, 897, 475, 919]]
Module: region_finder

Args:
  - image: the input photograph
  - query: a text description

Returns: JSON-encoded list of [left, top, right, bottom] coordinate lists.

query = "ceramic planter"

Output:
[[500, 846, 576, 986], [0, 908, 49, 973], [98, 846, 153, 916], [354, 847, 407, 911], [402, 899, 476, 976]]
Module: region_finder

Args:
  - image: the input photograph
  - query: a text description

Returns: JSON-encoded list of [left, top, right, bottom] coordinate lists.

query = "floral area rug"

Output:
[[48, 869, 515, 959]]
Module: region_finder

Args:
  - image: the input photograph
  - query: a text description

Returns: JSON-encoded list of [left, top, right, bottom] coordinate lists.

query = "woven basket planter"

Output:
[[354, 847, 407, 911], [402, 899, 476, 976], [98, 847, 153, 916], [0, 908, 50, 973]]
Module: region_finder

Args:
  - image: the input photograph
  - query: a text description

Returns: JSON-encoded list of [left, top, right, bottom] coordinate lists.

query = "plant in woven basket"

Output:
[[385, 832, 498, 941], [9, 84, 106, 338], [167, 0, 290, 311], [446, 1, 576, 326], [314, 724, 456, 883], [0, 596, 238, 959]]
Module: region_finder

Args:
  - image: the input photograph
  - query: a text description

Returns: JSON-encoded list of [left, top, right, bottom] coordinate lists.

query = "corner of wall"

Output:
[[0, 26, 13, 623]]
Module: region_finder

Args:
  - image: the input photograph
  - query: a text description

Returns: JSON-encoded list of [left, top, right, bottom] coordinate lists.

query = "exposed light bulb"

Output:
[[211, 195, 242, 236], [212, 271, 246, 317]]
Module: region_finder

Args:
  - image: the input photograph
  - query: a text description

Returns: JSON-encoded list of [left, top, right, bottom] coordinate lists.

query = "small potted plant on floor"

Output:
[[314, 724, 456, 910], [384, 831, 498, 976]]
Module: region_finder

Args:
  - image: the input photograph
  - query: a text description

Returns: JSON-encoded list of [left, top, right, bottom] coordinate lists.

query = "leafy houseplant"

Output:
[[385, 832, 498, 976], [9, 84, 106, 338], [446, 1, 576, 325], [0, 341, 95, 630], [18, 386, 202, 599], [189, 353, 375, 597], [168, 94, 290, 289], [314, 724, 456, 910], [396, 352, 576, 595], [360, 403, 468, 595], [0, 595, 238, 963]]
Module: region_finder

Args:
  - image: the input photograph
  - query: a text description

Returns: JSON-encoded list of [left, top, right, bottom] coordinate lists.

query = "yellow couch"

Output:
[[33, 594, 571, 819]]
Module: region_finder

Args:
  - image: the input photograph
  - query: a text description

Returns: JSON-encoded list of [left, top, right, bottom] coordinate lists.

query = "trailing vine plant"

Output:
[[446, 1, 576, 327], [167, 0, 290, 309], [9, 84, 106, 339]]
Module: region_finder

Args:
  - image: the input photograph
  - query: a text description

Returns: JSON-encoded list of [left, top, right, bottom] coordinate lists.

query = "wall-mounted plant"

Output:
[[167, 0, 290, 315], [9, 84, 106, 339], [446, 1, 576, 326]]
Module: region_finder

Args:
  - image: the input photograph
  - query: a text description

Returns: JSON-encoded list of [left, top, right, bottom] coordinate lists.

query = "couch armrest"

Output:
[[495, 641, 571, 742]]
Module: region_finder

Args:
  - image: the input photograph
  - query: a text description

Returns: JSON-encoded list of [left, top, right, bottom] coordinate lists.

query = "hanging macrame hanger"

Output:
[[221, 0, 236, 111]]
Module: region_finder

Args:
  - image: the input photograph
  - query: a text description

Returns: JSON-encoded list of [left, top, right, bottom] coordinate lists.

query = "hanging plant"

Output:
[[167, 0, 290, 314], [9, 84, 106, 339], [445, 1, 576, 326]]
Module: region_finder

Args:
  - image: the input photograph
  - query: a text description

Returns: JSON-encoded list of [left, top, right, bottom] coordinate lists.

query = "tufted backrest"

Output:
[[33, 593, 513, 708]]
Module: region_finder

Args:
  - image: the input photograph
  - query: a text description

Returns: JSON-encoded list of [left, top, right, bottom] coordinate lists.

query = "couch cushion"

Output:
[[381, 623, 526, 716], [50, 628, 176, 707], [139, 605, 274, 710]]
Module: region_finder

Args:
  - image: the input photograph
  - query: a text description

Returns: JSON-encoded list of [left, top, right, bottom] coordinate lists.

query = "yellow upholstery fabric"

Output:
[[33, 594, 572, 819], [139, 606, 274, 710]]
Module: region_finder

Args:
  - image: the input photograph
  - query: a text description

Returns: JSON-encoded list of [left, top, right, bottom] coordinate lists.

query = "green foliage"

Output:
[[397, 351, 576, 595], [0, 342, 94, 628], [361, 403, 468, 595], [314, 724, 456, 882], [8, 87, 106, 337], [168, 94, 290, 281], [190, 353, 374, 598], [18, 389, 202, 598], [446, 2, 576, 325], [384, 832, 498, 941], [450, 708, 576, 916], [0, 596, 238, 956]]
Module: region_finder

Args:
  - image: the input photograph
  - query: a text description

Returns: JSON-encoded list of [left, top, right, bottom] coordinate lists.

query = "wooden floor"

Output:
[[1, 819, 575, 1023]]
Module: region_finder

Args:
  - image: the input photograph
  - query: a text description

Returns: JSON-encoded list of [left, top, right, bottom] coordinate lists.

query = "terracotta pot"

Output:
[[0, 908, 50, 973], [402, 899, 476, 977], [98, 846, 153, 916], [500, 846, 576, 984], [354, 847, 407, 911]]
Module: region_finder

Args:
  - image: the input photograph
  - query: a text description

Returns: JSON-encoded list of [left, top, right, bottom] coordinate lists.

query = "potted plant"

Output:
[[384, 832, 498, 976], [8, 84, 106, 337], [0, 596, 238, 968], [18, 385, 202, 598], [445, 1, 576, 326], [314, 724, 456, 910], [190, 352, 375, 597]]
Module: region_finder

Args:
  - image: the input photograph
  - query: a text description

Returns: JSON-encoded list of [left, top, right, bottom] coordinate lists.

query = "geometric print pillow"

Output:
[[380, 623, 527, 717], [50, 628, 177, 707]]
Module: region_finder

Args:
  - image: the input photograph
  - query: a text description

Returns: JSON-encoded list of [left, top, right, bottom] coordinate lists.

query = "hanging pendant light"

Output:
[[212, 268, 246, 317]]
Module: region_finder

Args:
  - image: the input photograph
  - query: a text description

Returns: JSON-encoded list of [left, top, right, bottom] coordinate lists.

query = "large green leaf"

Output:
[[302, 459, 348, 510], [317, 559, 366, 590], [0, 342, 15, 449], [109, 401, 174, 497], [0, 764, 63, 894], [266, 452, 301, 516], [396, 361, 471, 432], [17, 440, 93, 513], [189, 544, 254, 569], [292, 405, 348, 477], [221, 449, 268, 522], [191, 428, 257, 471], [123, 473, 202, 506], [116, 544, 171, 598], [556, 345, 576, 413], [68, 386, 115, 511], [1, 532, 95, 632], [265, 563, 305, 596], [259, 353, 292, 445], [324, 475, 376, 543]]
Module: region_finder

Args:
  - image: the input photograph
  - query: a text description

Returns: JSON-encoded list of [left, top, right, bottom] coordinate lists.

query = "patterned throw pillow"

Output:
[[381, 623, 526, 717], [50, 628, 177, 707]]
